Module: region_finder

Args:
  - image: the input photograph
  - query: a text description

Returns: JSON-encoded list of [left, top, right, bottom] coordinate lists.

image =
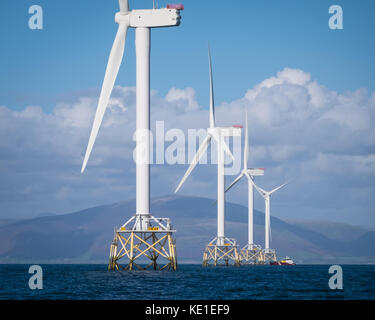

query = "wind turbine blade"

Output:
[[244, 172, 266, 198], [81, 22, 129, 173], [119, 0, 129, 12], [222, 137, 235, 161], [225, 173, 244, 193], [208, 45, 215, 128], [175, 135, 212, 193], [269, 181, 289, 195], [211, 134, 234, 161], [244, 110, 248, 170]]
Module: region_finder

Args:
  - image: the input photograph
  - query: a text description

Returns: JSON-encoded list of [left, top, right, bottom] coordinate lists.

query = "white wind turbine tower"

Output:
[[251, 180, 288, 263], [174, 47, 241, 266], [225, 112, 264, 264], [81, 0, 184, 271]]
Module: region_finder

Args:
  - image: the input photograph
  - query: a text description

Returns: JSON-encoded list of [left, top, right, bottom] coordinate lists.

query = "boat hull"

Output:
[[270, 261, 296, 266]]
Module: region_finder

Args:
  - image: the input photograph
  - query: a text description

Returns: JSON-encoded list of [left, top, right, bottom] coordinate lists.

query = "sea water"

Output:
[[0, 264, 374, 300]]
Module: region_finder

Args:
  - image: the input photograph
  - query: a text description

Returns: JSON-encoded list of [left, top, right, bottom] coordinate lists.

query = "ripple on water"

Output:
[[0, 264, 374, 300]]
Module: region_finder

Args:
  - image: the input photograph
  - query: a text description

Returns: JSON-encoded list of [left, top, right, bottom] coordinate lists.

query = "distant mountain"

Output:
[[287, 220, 370, 242], [33, 212, 57, 218], [0, 195, 374, 264], [0, 219, 18, 227]]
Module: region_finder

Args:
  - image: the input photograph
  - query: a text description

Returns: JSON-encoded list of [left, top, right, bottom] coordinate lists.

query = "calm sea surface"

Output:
[[0, 264, 374, 300]]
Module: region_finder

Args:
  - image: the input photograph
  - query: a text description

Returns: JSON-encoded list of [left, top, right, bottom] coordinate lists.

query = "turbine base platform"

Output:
[[108, 214, 177, 271], [261, 248, 277, 264], [240, 244, 263, 264], [202, 237, 241, 267]]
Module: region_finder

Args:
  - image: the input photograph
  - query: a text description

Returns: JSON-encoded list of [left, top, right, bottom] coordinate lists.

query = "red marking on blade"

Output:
[[167, 4, 184, 10]]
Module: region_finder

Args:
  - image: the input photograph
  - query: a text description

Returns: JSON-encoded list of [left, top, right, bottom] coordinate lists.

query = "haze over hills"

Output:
[[0, 195, 374, 264], [286, 220, 371, 242]]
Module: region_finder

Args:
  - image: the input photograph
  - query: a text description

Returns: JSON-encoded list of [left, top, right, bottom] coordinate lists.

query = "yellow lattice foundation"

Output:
[[261, 248, 277, 264], [108, 215, 177, 271], [108, 231, 177, 271], [202, 237, 240, 267], [240, 244, 263, 264]]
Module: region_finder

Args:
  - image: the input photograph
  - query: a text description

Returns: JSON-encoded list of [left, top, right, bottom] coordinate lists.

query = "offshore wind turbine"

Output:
[[251, 180, 288, 263], [175, 47, 241, 266], [81, 0, 184, 271], [225, 112, 264, 264]]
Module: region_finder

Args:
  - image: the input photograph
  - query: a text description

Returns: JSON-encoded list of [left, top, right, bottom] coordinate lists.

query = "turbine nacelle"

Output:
[[245, 168, 264, 177], [115, 8, 182, 28], [207, 127, 241, 138]]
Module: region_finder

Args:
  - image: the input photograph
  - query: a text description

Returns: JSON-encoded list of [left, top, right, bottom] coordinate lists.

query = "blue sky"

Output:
[[1, 0, 375, 229], [1, 0, 375, 110]]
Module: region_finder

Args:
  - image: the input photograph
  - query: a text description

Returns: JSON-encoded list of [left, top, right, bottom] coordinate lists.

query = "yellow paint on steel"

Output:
[[108, 229, 177, 271]]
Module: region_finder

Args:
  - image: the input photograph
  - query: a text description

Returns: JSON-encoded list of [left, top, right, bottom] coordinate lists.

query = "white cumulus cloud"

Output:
[[0, 69, 374, 227]]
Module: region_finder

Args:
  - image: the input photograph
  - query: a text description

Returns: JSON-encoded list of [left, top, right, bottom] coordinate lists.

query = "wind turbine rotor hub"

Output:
[[207, 127, 241, 137], [115, 12, 130, 24]]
